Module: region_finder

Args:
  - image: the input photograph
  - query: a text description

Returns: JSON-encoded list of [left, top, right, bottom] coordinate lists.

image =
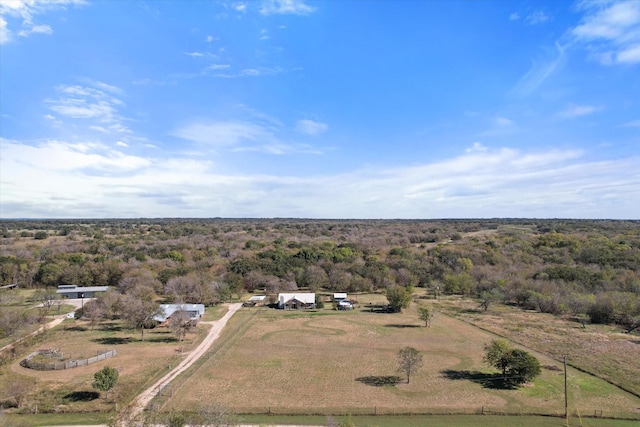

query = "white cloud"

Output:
[[116, 141, 128, 147], [233, 2, 247, 13], [296, 119, 328, 135], [511, 42, 565, 96], [0, 0, 85, 44], [617, 44, 640, 63], [1, 141, 637, 218], [571, 0, 640, 65], [45, 82, 127, 128], [621, 119, 640, 127], [172, 121, 272, 147], [185, 51, 204, 57], [558, 104, 602, 118], [260, 0, 316, 16], [526, 11, 549, 25], [466, 142, 487, 153], [494, 116, 514, 127], [509, 12, 520, 21]]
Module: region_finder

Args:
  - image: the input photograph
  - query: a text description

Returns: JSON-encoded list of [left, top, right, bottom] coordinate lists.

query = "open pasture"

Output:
[[161, 303, 640, 419], [0, 314, 214, 415]]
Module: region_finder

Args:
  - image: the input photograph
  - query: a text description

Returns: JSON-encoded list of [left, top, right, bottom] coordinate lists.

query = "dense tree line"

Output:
[[1, 219, 639, 334]]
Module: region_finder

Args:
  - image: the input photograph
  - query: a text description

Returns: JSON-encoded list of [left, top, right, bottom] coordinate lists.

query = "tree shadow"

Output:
[[147, 335, 179, 343], [364, 304, 395, 313], [63, 391, 100, 402], [65, 325, 87, 332], [385, 324, 422, 328], [441, 369, 516, 390], [93, 337, 133, 345], [356, 375, 402, 387]]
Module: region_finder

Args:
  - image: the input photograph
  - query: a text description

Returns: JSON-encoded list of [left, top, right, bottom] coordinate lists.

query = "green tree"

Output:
[[483, 339, 512, 379], [397, 346, 424, 384], [484, 340, 541, 386], [92, 366, 119, 399], [386, 285, 412, 313], [418, 305, 433, 327]]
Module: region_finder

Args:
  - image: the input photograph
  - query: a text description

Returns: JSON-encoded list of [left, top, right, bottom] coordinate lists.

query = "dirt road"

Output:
[[124, 303, 243, 423]]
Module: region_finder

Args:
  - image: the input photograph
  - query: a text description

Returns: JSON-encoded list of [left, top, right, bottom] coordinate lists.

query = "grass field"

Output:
[[433, 297, 640, 397], [0, 313, 212, 415], [159, 301, 640, 419]]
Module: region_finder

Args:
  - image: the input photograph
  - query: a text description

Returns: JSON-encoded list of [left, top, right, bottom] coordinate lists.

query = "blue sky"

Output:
[[1, 0, 639, 219]]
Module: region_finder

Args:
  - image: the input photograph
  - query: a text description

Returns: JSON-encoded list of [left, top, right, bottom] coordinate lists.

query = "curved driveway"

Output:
[[125, 303, 243, 423]]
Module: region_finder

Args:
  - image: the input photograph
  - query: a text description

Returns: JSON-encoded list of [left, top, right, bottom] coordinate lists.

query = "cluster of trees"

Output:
[[1, 219, 639, 336]]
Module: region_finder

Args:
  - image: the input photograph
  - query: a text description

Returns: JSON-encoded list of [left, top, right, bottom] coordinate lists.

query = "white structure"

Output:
[[56, 284, 110, 298], [244, 295, 267, 306], [278, 293, 316, 310], [154, 304, 205, 323], [338, 300, 353, 310], [333, 292, 347, 301]]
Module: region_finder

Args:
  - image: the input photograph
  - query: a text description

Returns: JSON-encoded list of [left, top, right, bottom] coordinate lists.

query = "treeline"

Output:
[[1, 219, 639, 332]]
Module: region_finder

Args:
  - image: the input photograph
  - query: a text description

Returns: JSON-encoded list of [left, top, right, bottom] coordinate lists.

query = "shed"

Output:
[[56, 284, 110, 299], [244, 295, 267, 307]]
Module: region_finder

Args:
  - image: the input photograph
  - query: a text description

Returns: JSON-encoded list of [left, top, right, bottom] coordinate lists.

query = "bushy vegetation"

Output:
[[1, 219, 639, 338]]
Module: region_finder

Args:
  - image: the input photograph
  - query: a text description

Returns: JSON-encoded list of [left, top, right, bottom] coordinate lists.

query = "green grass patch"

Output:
[[1, 411, 112, 426], [237, 414, 640, 427]]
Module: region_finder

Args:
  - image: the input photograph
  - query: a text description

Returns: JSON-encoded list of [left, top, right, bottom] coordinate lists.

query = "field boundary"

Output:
[[19, 348, 117, 370]]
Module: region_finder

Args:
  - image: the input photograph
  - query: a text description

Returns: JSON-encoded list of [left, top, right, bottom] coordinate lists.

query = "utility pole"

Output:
[[563, 354, 568, 420]]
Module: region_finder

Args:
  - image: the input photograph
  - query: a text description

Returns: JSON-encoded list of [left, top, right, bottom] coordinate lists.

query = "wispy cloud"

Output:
[[621, 119, 640, 127], [571, 0, 640, 65], [43, 81, 132, 138], [2, 141, 637, 218], [260, 0, 316, 16], [558, 104, 602, 118], [0, 0, 85, 44], [509, 12, 520, 21], [295, 119, 328, 135], [511, 42, 566, 96], [526, 10, 550, 25]]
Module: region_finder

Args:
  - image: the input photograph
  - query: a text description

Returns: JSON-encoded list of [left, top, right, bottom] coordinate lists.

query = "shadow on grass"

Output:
[[93, 337, 133, 345], [65, 325, 88, 332], [363, 304, 395, 314], [356, 375, 402, 387], [441, 369, 516, 390], [385, 324, 422, 328], [63, 391, 100, 402], [146, 335, 179, 343]]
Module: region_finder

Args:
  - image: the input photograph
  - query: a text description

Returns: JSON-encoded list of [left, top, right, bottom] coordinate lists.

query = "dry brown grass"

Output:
[[434, 297, 640, 397], [162, 303, 640, 417], [0, 317, 209, 414]]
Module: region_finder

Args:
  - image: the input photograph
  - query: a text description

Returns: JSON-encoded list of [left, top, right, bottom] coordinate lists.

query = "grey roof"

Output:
[[56, 286, 110, 294]]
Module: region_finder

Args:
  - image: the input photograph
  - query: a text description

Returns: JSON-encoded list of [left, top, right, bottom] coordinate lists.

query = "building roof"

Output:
[[56, 285, 110, 294], [278, 293, 315, 305], [154, 304, 205, 322], [248, 295, 266, 302], [333, 292, 347, 299]]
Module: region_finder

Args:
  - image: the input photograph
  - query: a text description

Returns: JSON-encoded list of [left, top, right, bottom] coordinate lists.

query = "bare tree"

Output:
[[121, 296, 164, 341], [169, 309, 194, 349], [82, 299, 105, 330], [397, 346, 424, 384]]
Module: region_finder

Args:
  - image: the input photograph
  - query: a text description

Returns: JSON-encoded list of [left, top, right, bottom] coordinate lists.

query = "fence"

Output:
[[20, 348, 117, 370]]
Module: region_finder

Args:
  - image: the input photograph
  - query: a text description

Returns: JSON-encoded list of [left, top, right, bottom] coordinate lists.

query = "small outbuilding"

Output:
[[333, 292, 348, 302], [56, 284, 110, 299], [244, 295, 267, 307], [278, 293, 316, 310]]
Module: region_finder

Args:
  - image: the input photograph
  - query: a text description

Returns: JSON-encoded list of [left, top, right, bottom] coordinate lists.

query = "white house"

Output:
[[278, 293, 316, 310], [154, 304, 205, 323]]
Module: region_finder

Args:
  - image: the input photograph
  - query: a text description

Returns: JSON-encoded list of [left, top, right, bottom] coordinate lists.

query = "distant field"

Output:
[[160, 302, 640, 419], [434, 297, 640, 397]]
